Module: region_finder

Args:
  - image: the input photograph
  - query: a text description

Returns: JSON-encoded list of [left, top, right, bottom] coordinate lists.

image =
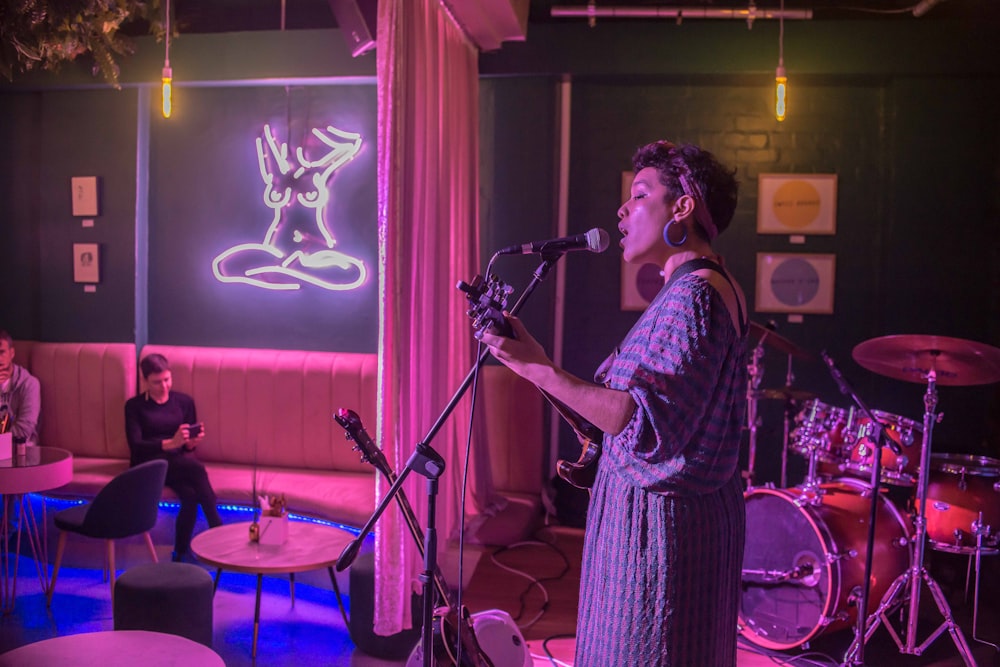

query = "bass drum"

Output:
[[740, 479, 911, 650]]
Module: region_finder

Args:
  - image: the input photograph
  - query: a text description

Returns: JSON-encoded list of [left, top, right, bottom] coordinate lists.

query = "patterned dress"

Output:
[[575, 264, 747, 667]]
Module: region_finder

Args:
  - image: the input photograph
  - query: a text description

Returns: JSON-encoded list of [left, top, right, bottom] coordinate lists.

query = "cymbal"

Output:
[[749, 321, 814, 360], [852, 334, 1000, 386], [752, 386, 818, 402]]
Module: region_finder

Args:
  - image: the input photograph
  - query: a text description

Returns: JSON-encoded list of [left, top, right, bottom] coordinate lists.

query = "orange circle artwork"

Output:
[[772, 180, 822, 230]]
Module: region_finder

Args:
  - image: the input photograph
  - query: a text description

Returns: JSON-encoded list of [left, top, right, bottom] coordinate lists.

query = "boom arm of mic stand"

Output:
[[821, 350, 888, 667], [338, 254, 560, 569], [820, 350, 901, 456], [334, 254, 560, 667]]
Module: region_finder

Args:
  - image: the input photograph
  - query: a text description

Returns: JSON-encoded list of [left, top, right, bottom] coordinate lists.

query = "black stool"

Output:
[[348, 550, 422, 658], [113, 562, 214, 647]]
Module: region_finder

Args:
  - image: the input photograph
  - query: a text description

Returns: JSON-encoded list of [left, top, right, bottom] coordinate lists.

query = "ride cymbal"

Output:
[[749, 321, 814, 361], [852, 334, 1000, 386]]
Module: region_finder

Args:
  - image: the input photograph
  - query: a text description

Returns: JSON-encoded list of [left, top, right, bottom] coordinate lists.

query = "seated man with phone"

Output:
[[125, 353, 222, 562]]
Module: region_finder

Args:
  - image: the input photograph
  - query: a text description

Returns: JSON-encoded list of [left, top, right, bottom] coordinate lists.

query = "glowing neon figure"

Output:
[[212, 123, 368, 291]]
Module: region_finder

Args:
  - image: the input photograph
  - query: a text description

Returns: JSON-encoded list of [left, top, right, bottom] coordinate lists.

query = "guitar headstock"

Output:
[[334, 408, 391, 477], [457, 274, 514, 339]]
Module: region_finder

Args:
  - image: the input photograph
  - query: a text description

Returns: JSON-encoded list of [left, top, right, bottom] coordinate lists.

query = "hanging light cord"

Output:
[[165, 0, 171, 68], [778, 0, 784, 69]]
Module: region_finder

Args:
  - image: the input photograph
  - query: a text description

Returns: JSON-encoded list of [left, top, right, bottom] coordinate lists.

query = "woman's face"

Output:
[[146, 370, 172, 403], [617, 166, 673, 266]]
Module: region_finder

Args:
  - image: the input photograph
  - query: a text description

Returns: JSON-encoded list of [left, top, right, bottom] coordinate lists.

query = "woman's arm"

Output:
[[480, 314, 635, 436]]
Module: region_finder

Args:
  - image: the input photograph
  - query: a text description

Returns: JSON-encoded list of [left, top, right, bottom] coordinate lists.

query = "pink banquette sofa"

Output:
[[14, 341, 545, 545]]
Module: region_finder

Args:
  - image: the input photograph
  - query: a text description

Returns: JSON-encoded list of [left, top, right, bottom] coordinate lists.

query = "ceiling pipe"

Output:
[[551, 5, 814, 25]]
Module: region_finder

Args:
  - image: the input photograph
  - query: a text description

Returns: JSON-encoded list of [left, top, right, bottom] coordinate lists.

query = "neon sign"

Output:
[[212, 123, 368, 291]]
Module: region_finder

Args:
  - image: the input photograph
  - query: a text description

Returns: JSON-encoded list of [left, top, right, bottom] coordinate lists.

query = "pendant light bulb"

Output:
[[161, 0, 172, 119], [161, 64, 172, 119], [775, 64, 787, 122]]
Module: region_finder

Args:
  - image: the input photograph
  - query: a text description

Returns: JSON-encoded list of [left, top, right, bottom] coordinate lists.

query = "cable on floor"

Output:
[[536, 632, 576, 667], [736, 635, 840, 666], [489, 535, 571, 629]]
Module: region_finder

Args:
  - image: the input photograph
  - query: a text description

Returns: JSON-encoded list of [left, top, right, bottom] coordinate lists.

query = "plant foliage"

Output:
[[0, 0, 163, 87]]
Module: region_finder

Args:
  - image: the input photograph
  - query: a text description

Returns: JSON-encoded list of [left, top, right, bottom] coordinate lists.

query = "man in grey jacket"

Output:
[[0, 330, 40, 447]]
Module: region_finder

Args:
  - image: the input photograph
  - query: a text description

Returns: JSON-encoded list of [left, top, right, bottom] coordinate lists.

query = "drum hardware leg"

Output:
[[970, 516, 1000, 651], [745, 341, 765, 489], [780, 398, 791, 489], [846, 369, 977, 666], [780, 351, 796, 488]]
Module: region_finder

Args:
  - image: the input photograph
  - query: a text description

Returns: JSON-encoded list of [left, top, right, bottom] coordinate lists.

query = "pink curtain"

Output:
[[374, 0, 502, 634]]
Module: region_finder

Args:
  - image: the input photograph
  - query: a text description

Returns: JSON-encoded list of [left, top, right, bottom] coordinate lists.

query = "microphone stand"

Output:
[[821, 351, 896, 667], [336, 253, 563, 667]]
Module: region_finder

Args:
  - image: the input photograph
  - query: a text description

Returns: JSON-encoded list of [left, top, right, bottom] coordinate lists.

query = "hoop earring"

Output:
[[663, 218, 688, 247]]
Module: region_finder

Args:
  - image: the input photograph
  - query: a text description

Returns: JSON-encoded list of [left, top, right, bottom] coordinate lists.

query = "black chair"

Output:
[[47, 459, 168, 606]]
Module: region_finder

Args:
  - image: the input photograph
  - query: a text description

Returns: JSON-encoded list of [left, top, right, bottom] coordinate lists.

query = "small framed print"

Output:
[[71, 176, 99, 217], [756, 252, 835, 314], [757, 174, 837, 235], [73, 243, 100, 283]]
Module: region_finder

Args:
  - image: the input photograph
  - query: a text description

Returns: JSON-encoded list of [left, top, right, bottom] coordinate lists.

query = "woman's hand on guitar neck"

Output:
[[479, 312, 553, 386], [481, 313, 636, 436]]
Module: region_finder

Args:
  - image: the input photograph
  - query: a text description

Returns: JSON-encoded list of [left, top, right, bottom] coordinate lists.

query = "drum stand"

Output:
[[744, 340, 765, 489], [968, 515, 1000, 651], [843, 369, 977, 666], [780, 352, 796, 488]]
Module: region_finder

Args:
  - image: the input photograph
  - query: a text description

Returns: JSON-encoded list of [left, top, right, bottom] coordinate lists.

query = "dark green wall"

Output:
[[1, 20, 998, 497], [477, 19, 1000, 499], [0, 30, 380, 351]]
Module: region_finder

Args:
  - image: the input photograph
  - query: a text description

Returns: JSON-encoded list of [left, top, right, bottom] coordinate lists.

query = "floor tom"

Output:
[[918, 453, 1000, 554]]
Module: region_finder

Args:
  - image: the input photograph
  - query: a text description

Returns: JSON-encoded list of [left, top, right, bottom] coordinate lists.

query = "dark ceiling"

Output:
[[165, 0, 998, 34]]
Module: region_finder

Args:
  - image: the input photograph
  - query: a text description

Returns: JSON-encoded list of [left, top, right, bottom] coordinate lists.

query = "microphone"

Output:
[[497, 228, 610, 256]]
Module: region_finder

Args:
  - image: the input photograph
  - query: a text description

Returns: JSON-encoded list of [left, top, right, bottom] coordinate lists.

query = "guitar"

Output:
[[458, 274, 604, 489], [333, 408, 495, 667]]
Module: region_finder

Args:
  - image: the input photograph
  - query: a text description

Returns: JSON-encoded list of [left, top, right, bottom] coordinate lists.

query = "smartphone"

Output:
[[188, 423, 203, 438]]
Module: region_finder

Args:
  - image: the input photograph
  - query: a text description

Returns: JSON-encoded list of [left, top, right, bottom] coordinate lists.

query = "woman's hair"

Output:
[[139, 353, 170, 379], [632, 140, 739, 240], [0, 330, 13, 347]]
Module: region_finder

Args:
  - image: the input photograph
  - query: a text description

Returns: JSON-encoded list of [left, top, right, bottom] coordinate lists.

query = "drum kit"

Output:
[[738, 330, 1000, 666]]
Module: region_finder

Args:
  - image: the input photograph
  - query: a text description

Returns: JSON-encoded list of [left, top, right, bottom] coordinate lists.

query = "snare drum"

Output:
[[918, 453, 1000, 554], [842, 410, 922, 486], [790, 399, 851, 465]]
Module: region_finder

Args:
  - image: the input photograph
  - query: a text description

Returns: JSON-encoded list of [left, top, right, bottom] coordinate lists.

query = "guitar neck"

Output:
[[538, 388, 604, 444]]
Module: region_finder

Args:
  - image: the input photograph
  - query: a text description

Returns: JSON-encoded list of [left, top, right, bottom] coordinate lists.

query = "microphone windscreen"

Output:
[[586, 228, 611, 253]]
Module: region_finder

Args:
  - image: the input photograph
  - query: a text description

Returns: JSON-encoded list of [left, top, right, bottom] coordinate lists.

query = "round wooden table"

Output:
[[0, 446, 73, 613], [0, 629, 225, 666], [191, 520, 354, 658]]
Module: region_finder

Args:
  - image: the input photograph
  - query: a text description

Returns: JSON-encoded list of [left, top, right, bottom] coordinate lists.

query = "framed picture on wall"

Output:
[[755, 252, 836, 314], [71, 176, 99, 217], [73, 243, 100, 283], [757, 173, 837, 235], [619, 171, 665, 310]]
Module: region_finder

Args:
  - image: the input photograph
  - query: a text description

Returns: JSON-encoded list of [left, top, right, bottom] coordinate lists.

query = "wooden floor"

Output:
[[3, 514, 1000, 666], [462, 523, 1000, 667]]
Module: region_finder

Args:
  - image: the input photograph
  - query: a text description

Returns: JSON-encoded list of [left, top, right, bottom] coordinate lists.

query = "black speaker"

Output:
[[348, 550, 422, 658], [327, 0, 377, 57]]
